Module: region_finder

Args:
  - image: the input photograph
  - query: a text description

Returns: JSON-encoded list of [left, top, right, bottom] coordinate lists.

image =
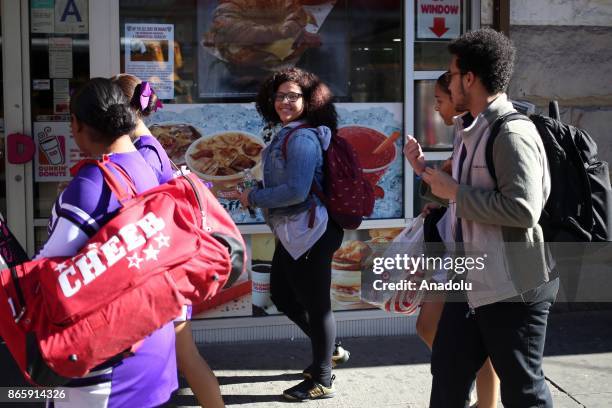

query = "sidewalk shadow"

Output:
[[165, 393, 284, 406], [217, 373, 303, 385], [198, 334, 432, 372], [221, 395, 287, 405]]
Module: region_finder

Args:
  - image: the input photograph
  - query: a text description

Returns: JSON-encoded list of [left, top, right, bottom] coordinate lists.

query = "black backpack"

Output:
[[485, 102, 612, 242]]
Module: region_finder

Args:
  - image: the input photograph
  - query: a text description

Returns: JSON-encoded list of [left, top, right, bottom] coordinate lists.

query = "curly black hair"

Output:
[[255, 68, 338, 132], [448, 28, 515, 94]]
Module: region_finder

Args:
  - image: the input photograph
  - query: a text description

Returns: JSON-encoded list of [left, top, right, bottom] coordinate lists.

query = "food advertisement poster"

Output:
[[194, 227, 405, 318], [125, 23, 175, 100], [196, 0, 348, 98], [146, 102, 403, 224], [249, 229, 408, 314], [34, 121, 89, 181]]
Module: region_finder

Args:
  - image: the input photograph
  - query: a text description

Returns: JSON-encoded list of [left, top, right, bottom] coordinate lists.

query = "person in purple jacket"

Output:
[[111, 73, 225, 408], [36, 78, 177, 408], [111, 74, 174, 184]]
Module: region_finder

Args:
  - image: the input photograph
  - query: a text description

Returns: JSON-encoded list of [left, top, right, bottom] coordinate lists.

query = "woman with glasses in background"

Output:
[[239, 68, 348, 401]]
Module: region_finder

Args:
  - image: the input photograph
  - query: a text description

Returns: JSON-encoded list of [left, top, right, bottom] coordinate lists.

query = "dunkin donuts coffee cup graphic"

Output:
[[38, 127, 65, 165], [251, 263, 278, 316]]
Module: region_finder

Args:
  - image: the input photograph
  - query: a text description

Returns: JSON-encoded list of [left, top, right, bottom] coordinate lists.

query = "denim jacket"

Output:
[[248, 122, 331, 222]]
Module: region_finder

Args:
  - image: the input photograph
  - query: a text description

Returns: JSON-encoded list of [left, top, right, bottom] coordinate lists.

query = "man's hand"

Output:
[[239, 188, 253, 208], [422, 167, 459, 200], [403, 135, 426, 176]]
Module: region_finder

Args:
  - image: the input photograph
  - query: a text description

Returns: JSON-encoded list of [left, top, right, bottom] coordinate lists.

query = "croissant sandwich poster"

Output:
[[196, 0, 348, 98]]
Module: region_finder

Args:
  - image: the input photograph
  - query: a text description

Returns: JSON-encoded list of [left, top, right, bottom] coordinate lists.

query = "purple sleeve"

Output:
[[134, 135, 174, 184]]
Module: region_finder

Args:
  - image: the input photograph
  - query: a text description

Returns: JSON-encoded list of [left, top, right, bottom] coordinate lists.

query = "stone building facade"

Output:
[[483, 0, 612, 173]]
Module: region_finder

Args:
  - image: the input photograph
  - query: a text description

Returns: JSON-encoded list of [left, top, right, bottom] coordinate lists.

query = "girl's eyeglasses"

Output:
[[274, 92, 303, 102]]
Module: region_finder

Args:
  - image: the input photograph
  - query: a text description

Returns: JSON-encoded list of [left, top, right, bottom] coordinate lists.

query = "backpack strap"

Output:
[[280, 124, 320, 228], [484, 112, 531, 185]]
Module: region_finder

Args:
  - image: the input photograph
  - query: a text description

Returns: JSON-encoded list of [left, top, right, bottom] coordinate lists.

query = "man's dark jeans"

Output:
[[430, 279, 559, 408]]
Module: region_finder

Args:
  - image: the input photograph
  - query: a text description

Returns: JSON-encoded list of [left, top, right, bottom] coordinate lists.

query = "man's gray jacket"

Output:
[[426, 93, 552, 308]]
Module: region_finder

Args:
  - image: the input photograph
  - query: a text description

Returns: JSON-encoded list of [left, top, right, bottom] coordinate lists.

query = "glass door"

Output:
[[27, 0, 90, 253], [1, 0, 90, 255]]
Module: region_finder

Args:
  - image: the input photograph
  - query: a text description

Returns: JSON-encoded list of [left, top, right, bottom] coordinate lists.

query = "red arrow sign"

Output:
[[430, 17, 449, 37]]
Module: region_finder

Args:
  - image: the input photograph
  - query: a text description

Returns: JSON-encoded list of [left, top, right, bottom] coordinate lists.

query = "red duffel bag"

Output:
[[0, 158, 246, 385]]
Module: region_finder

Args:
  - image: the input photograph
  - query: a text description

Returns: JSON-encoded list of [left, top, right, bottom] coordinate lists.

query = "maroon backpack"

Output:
[[283, 125, 375, 229]]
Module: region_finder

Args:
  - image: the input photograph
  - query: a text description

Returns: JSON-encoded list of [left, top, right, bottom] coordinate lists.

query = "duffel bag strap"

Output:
[[71, 157, 137, 204]]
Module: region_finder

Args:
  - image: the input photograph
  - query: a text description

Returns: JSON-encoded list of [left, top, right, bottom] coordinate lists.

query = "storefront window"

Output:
[[412, 0, 473, 218], [30, 0, 90, 218], [414, 79, 454, 150], [119, 0, 405, 224]]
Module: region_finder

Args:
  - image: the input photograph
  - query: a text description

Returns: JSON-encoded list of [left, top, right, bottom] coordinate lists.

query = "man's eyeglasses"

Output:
[[444, 71, 465, 81], [274, 92, 303, 103]]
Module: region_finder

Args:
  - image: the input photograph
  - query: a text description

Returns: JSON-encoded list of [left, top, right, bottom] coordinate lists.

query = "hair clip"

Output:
[[139, 81, 163, 112]]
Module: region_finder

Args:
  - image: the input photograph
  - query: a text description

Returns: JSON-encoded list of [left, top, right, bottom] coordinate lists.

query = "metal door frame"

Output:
[[1, 0, 32, 253]]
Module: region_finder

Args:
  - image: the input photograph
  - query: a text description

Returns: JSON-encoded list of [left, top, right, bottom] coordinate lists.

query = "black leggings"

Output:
[[270, 219, 344, 387]]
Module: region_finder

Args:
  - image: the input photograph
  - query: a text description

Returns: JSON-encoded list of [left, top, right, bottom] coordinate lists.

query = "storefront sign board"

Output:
[[125, 23, 175, 100], [54, 0, 88, 34], [417, 0, 461, 40]]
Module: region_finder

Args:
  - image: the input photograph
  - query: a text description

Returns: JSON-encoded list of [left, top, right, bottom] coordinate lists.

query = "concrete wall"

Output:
[[481, 0, 612, 170]]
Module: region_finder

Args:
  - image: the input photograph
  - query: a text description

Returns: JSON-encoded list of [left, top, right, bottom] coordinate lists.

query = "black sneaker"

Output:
[[283, 375, 336, 401]]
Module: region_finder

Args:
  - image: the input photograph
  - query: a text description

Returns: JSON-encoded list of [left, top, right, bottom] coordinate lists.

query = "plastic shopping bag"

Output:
[[361, 215, 427, 315]]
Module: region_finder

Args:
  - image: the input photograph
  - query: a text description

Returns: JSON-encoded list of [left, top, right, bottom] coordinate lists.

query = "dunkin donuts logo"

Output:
[[55, 212, 168, 298]]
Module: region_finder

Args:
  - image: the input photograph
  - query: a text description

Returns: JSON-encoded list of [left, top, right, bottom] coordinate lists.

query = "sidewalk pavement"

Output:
[[170, 309, 612, 408]]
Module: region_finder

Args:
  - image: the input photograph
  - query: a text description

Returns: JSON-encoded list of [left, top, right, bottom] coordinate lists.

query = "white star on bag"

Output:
[[143, 245, 160, 261], [126, 253, 144, 269], [154, 232, 170, 249]]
